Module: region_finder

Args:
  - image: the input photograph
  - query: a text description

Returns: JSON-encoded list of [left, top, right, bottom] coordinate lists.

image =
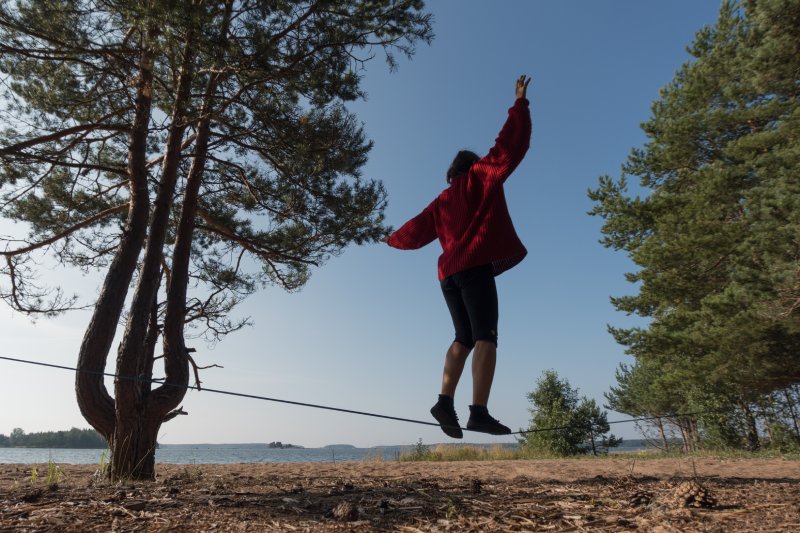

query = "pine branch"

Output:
[[1, 204, 128, 257], [0, 115, 130, 156], [195, 208, 319, 267]]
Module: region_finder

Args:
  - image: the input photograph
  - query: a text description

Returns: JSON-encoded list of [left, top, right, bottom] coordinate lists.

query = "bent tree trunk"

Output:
[[74, 4, 231, 480], [75, 25, 196, 481], [75, 26, 157, 478]]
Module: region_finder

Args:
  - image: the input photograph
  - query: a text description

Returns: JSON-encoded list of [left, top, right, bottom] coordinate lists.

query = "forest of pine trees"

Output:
[[589, 0, 800, 452], [0, 428, 107, 449]]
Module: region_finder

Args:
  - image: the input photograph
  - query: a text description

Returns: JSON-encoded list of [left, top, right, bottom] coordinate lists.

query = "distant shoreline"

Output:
[[0, 440, 655, 451]]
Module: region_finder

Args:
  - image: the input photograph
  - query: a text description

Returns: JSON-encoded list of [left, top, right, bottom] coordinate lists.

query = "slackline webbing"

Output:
[[0, 355, 715, 436]]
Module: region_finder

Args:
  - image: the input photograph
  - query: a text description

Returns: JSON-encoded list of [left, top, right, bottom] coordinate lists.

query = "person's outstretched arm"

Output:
[[386, 200, 437, 250], [470, 75, 532, 185]]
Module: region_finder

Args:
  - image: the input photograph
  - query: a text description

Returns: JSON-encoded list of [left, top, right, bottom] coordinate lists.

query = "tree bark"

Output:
[[784, 388, 800, 439], [108, 2, 233, 480], [656, 417, 669, 451], [75, 25, 154, 445], [110, 413, 162, 481], [151, 1, 232, 420], [110, 23, 196, 481], [741, 402, 760, 451], [689, 417, 700, 450], [675, 418, 693, 453]]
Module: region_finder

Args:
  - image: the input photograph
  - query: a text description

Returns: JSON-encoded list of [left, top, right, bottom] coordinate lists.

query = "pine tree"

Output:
[[589, 0, 800, 449], [574, 398, 622, 455], [0, 0, 432, 480], [520, 370, 620, 456]]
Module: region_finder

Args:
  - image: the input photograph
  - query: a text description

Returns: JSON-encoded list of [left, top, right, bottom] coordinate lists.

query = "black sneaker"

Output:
[[430, 400, 463, 439], [467, 405, 511, 435]]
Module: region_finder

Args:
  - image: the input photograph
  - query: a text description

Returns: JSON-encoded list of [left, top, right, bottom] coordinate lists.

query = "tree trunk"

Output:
[[108, 38, 196, 480], [689, 417, 701, 450], [151, 1, 232, 421], [763, 416, 774, 444], [73, 3, 235, 481], [75, 25, 155, 449], [677, 422, 688, 452], [110, 413, 161, 481], [761, 396, 778, 445], [656, 417, 669, 451], [784, 388, 800, 439], [741, 402, 760, 451], [675, 418, 693, 452], [107, 4, 232, 481]]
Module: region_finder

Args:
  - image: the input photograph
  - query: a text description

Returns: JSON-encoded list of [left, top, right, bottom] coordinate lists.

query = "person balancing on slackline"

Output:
[[386, 74, 532, 437]]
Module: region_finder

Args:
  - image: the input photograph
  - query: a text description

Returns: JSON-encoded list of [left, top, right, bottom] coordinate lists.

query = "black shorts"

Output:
[[440, 264, 498, 349]]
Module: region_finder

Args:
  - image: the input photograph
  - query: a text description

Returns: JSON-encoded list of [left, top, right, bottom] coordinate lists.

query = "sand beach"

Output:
[[1, 456, 799, 531]]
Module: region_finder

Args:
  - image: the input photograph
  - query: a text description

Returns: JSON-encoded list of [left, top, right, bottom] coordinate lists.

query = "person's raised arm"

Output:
[[471, 75, 532, 185]]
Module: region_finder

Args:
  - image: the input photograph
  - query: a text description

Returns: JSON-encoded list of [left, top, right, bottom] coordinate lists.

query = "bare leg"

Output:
[[440, 341, 470, 398], [471, 340, 496, 406]]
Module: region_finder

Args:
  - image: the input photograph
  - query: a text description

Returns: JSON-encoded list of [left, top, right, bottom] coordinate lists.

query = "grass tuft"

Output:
[[400, 442, 521, 462], [46, 459, 62, 485], [398, 442, 800, 462]]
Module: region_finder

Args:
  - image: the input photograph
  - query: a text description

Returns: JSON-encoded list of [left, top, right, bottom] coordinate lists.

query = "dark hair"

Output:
[[446, 150, 480, 184]]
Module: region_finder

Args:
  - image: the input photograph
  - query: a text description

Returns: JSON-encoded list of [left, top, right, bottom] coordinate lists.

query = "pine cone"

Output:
[[673, 480, 717, 508], [471, 478, 482, 494], [628, 490, 653, 507], [331, 500, 359, 521]]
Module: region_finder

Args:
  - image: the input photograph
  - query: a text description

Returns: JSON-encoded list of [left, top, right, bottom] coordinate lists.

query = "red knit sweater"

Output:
[[387, 97, 531, 280]]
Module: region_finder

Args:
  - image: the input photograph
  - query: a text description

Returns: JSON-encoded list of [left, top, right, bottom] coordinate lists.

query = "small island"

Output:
[[266, 441, 303, 449]]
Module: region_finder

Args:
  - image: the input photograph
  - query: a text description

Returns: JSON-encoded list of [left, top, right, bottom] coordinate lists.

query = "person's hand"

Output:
[[515, 74, 531, 100]]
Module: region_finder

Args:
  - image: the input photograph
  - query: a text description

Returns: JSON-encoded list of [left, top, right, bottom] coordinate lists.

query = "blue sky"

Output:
[[0, 1, 723, 447]]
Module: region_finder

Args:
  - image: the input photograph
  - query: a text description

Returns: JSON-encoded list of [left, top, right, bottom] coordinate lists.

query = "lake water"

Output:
[[0, 440, 650, 465], [0, 444, 413, 465]]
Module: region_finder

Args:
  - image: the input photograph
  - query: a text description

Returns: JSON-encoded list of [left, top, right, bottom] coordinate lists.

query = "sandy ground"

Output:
[[1, 456, 799, 531]]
